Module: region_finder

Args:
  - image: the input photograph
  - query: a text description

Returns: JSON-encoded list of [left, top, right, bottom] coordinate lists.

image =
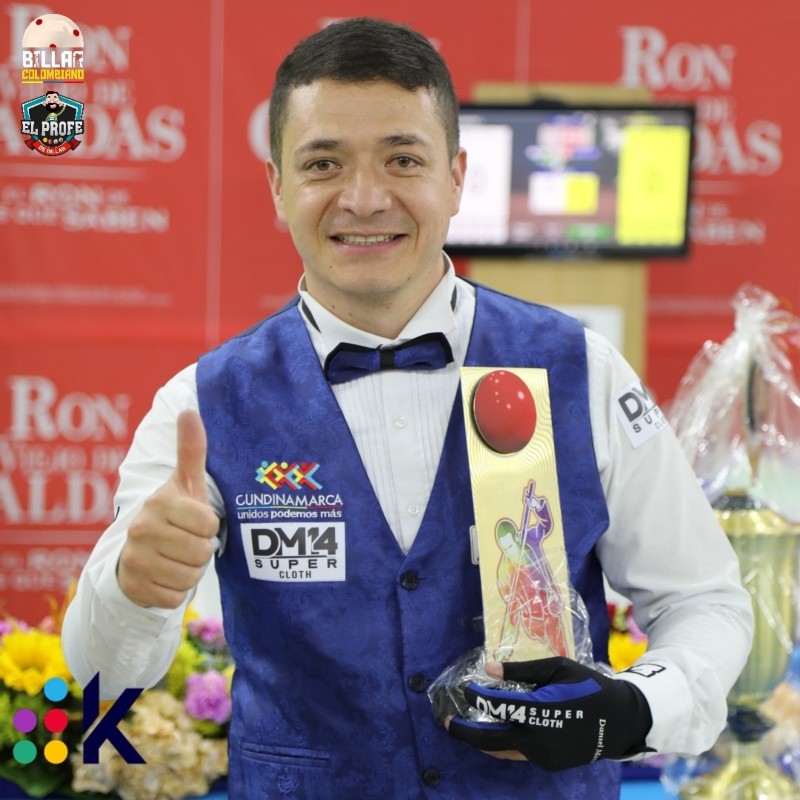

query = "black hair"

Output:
[[269, 17, 459, 169]]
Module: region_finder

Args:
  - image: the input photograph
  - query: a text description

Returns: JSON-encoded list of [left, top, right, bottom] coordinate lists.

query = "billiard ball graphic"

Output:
[[472, 370, 537, 454]]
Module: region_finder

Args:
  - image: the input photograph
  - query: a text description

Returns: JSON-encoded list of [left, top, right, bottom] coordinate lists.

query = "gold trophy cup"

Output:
[[680, 490, 800, 799]]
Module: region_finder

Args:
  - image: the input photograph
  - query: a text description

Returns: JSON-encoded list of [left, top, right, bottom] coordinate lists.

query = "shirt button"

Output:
[[394, 416, 407, 428], [400, 571, 419, 590], [408, 673, 427, 692], [422, 768, 440, 787], [407, 504, 420, 516]]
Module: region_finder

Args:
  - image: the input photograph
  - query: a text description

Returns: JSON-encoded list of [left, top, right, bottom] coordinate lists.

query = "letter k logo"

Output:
[[81, 673, 145, 764]]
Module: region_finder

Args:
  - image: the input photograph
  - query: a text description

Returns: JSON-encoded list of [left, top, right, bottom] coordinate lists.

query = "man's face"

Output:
[[45, 93, 60, 110], [266, 79, 466, 328]]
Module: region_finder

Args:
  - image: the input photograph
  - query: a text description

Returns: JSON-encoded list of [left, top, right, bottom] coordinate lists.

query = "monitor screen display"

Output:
[[446, 103, 695, 259]]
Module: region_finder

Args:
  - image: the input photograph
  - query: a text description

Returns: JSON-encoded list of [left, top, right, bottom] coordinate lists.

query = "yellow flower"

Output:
[[0, 629, 72, 696], [183, 604, 200, 630], [608, 629, 648, 672], [222, 664, 235, 691], [164, 640, 203, 699]]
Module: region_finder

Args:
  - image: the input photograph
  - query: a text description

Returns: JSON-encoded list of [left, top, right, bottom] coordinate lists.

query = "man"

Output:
[[28, 90, 76, 122], [62, 17, 753, 799]]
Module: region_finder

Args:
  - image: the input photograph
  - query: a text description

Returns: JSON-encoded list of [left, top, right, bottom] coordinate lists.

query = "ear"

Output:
[[265, 159, 287, 224], [449, 148, 467, 217]]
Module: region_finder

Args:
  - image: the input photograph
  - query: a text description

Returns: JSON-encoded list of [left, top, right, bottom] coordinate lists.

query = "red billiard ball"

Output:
[[472, 370, 536, 454]]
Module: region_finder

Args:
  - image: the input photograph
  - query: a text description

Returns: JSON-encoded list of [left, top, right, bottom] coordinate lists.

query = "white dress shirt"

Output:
[[62, 262, 753, 760]]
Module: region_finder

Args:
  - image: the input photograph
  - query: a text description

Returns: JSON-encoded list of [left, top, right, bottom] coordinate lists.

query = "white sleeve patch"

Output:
[[614, 379, 668, 448]]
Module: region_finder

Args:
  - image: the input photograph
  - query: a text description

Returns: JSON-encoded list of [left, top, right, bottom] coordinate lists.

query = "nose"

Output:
[[337, 165, 392, 216]]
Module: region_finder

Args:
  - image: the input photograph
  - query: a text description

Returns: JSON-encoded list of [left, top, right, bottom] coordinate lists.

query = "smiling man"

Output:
[[63, 17, 753, 800], [266, 78, 465, 338]]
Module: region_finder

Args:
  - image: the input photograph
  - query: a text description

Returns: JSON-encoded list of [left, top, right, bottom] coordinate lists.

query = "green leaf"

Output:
[[0, 759, 69, 797], [0, 761, 114, 799]]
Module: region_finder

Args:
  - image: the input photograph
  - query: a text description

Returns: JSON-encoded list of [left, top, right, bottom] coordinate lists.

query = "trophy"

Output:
[[428, 367, 583, 724], [679, 354, 800, 799], [460, 367, 576, 663], [680, 490, 800, 799]]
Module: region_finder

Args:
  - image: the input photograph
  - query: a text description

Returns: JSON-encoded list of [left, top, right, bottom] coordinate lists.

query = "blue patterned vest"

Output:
[[196, 284, 616, 799]]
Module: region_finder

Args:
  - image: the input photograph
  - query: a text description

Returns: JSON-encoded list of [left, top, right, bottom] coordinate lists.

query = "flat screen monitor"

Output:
[[446, 103, 695, 259]]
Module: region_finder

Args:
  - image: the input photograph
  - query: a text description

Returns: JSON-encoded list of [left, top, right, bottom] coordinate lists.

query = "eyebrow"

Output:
[[295, 133, 431, 155], [383, 134, 430, 148], [297, 138, 340, 155]]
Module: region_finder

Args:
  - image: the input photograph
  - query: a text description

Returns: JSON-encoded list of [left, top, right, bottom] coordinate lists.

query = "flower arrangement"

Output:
[[607, 602, 648, 672], [0, 617, 84, 798], [0, 602, 232, 800]]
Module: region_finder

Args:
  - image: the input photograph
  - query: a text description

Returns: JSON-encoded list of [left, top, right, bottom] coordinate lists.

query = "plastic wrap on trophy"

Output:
[[669, 285, 800, 799]]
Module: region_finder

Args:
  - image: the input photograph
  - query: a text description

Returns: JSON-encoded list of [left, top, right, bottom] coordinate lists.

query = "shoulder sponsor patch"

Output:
[[614, 380, 668, 448], [241, 521, 345, 582]]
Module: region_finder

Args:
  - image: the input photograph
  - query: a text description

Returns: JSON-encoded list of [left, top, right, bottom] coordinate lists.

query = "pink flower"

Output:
[[37, 616, 57, 633], [184, 670, 232, 725], [188, 618, 227, 651], [0, 619, 27, 640], [627, 614, 647, 642]]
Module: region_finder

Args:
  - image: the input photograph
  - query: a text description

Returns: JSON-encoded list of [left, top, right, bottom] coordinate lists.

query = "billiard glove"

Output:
[[447, 656, 654, 771]]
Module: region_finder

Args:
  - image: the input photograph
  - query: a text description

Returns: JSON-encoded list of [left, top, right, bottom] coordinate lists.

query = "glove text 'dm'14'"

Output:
[[446, 657, 655, 772]]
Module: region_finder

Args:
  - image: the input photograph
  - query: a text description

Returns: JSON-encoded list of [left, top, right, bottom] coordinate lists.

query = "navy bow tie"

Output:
[[324, 332, 454, 385]]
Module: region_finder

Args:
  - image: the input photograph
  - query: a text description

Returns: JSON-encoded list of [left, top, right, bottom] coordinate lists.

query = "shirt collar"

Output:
[[298, 255, 458, 357]]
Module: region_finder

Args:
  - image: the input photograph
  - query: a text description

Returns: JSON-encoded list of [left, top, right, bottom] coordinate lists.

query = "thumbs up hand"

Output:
[[118, 410, 221, 609]]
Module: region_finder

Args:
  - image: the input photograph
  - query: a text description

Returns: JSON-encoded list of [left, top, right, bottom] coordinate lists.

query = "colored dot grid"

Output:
[[12, 677, 70, 765]]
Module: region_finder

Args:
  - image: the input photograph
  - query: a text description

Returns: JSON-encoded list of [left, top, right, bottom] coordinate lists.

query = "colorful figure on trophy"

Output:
[[494, 479, 569, 659]]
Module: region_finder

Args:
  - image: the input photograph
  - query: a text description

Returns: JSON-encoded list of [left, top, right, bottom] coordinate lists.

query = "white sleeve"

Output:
[[585, 330, 754, 756], [61, 364, 226, 698]]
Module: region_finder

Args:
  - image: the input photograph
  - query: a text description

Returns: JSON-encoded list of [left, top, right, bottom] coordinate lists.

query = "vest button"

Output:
[[400, 571, 419, 590], [407, 673, 427, 692], [422, 768, 440, 787]]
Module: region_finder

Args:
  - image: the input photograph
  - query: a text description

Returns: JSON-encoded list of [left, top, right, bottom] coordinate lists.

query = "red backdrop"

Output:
[[2, 0, 798, 621]]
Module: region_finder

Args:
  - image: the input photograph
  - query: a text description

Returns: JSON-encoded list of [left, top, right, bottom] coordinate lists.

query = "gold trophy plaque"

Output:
[[461, 367, 575, 662]]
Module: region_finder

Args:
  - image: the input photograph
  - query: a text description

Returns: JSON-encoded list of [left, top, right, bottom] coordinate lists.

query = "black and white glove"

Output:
[[447, 656, 654, 771]]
